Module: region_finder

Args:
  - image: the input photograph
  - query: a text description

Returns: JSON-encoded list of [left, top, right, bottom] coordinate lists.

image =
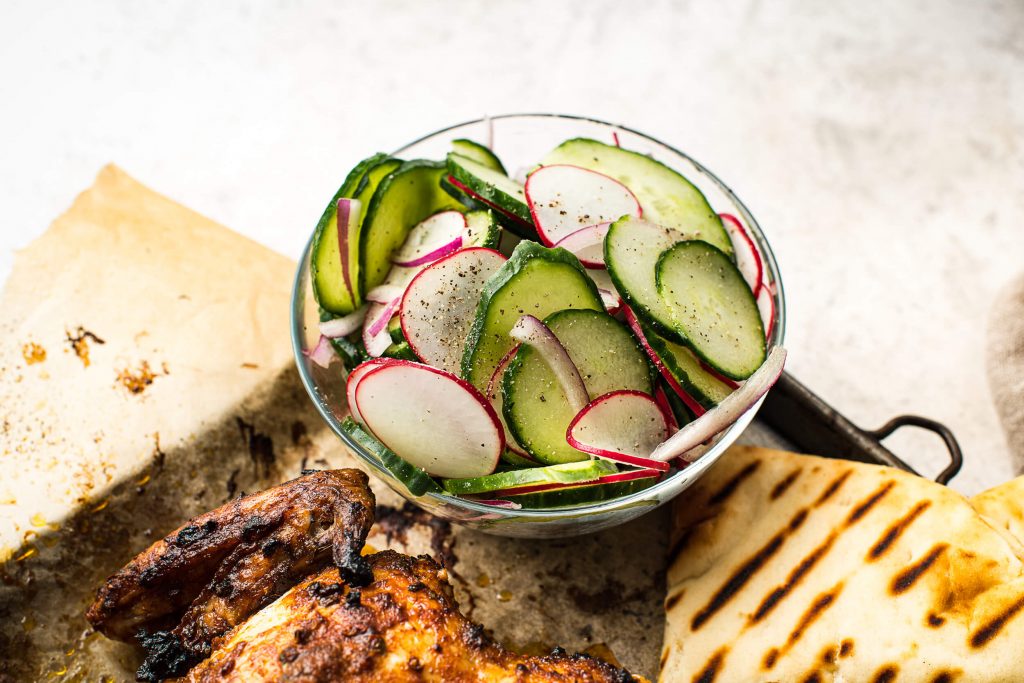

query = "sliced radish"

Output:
[[303, 335, 338, 369], [354, 360, 503, 478], [446, 175, 534, 231], [757, 283, 776, 340], [365, 284, 406, 305], [566, 391, 672, 472], [391, 210, 467, 267], [486, 468, 662, 498], [650, 347, 786, 462], [586, 268, 622, 314], [509, 315, 590, 414], [362, 298, 400, 358], [345, 358, 394, 424], [719, 213, 763, 297], [653, 385, 680, 432], [525, 165, 642, 246], [623, 306, 707, 418], [336, 198, 361, 301], [485, 344, 530, 457], [552, 222, 610, 269], [318, 304, 368, 338], [400, 248, 507, 374]]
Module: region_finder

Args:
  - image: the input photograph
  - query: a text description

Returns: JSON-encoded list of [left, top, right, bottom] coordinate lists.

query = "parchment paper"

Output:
[[0, 168, 690, 681]]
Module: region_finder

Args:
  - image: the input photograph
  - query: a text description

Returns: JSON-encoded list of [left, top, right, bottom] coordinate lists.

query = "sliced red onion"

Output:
[[318, 304, 368, 338], [552, 222, 610, 269], [509, 315, 589, 414], [650, 347, 787, 463], [392, 235, 463, 267], [597, 288, 621, 314], [303, 334, 338, 369], [365, 285, 405, 305], [336, 198, 360, 298], [363, 298, 400, 358]]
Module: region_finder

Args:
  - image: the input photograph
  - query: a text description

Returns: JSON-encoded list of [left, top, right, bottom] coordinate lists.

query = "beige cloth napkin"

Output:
[[988, 273, 1024, 474]]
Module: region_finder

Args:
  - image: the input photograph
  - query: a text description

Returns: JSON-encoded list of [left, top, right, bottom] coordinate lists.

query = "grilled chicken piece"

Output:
[[86, 469, 375, 681], [179, 549, 637, 683]]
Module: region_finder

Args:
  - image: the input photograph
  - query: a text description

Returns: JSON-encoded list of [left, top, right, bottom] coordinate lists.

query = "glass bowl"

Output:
[[291, 113, 786, 538]]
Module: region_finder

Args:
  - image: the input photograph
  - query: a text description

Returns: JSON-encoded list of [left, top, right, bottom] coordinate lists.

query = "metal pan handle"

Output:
[[758, 372, 964, 484], [862, 415, 964, 485]]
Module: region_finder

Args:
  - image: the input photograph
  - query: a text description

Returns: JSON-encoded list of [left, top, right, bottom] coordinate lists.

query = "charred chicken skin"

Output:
[[179, 550, 637, 683], [86, 469, 375, 681]]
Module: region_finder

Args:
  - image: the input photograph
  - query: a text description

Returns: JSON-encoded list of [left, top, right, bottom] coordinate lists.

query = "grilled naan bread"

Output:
[[661, 445, 1024, 682]]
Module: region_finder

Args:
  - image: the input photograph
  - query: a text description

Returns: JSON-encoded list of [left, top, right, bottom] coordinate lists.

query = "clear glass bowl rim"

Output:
[[291, 112, 787, 520]]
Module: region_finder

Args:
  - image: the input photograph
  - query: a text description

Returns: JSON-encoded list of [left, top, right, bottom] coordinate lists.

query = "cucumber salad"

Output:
[[306, 134, 786, 510]]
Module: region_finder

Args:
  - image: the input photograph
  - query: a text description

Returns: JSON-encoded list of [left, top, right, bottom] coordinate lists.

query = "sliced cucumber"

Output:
[[442, 459, 615, 495], [642, 319, 734, 409], [502, 309, 652, 465], [604, 215, 687, 341], [461, 241, 604, 391], [310, 153, 389, 314], [329, 333, 366, 370], [659, 381, 695, 427], [464, 209, 501, 249], [540, 137, 731, 255], [500, 449, 538, 468], [499, 477, 657, 509], [387, 315, 403, 344], [447, 153, 531, 224], [656, 241, 766, 379], [341, 417, 441, 496], [382, 340, 418, 361], [452, 139, 507, 174], [360, 159, 464, 292]]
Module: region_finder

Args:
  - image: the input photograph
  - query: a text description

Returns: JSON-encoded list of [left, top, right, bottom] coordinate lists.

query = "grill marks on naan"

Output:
[[761, 581, 845, 671], [891, 543, 949, 594], [869, 501, 932, 561], [691, 647, 728, 683], [770, 467, 803, 500], [968, 593, 1024, 648]]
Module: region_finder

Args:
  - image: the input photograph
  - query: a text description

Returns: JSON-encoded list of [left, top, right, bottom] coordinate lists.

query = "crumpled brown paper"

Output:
[[0, 167, 670, 680]]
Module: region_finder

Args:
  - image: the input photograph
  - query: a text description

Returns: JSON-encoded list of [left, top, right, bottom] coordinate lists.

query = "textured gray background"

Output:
[[1, 0, 1022, 493]]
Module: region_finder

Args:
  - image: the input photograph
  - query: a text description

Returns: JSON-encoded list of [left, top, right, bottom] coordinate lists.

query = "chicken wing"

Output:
[[179, 549, 638, 683], [86, 469, 375, 681]]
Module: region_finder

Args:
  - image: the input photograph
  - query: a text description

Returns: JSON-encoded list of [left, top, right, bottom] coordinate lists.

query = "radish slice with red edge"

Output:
[[303, 335, 338, 369], [509, 314, 589, 414], [354, 359, 503, 478], [650, 347, 786, 462], [365, 284, 405, 305], [654, 386, 680, 432], [623, 306, 708, 418], [566, 390, 672, 472], [525, 165, 642, 246], [719, 213, 763, 297], [318, 304, 368, 338], [391, 211, 467, 267], [345, 358, 394, 424], [552, 221, 610, 269], [362, 298, 400, 357], [757, 284, 776, 340], [484, 468, 662, 498], [400, 248, 507, 374], [485, 344, 530, 457], [336, 198, 360, 300]]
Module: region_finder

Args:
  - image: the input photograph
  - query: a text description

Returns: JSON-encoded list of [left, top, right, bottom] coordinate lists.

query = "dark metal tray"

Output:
[[757, 371, 963, 484]]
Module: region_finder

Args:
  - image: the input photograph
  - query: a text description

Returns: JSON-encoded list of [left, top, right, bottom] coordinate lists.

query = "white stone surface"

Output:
[[1, 0, 1021, 493]]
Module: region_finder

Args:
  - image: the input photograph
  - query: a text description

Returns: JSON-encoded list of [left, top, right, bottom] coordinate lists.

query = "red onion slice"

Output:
[[318, 305, 368, 338], [365, 285, 406, 305], [509, 315, 589, 414], [363, 298, 401, 358], [302, 334, 338, 369], [336, 198, 360, 299], [650, 347, 787, 463], [392, 236, 463, 267]]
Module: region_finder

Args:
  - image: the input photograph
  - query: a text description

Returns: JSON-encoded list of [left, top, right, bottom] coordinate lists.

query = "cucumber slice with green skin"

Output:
[[382, 340, 418, 361], [500, 448, 538, 468], [491, 470, 660, 508], [656, 241, 766, 380], [464, 209, 501, 249], [310, 153, 389, 314], [452, 138, 507, 174], [659, 381, 695, 427], [502, 309, 653, 465], [341, 417, 441, 496], [387, 315, 403, 344], [461, 241, 604, 391], [441, 459, 615, 495], [444, 174, 539, 240], [330, 334, 367, 370], [360, 159, 464, 293], [605, 215, 692, 342], [540, 137, 732, 256], [447, 153, 532, 225]]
